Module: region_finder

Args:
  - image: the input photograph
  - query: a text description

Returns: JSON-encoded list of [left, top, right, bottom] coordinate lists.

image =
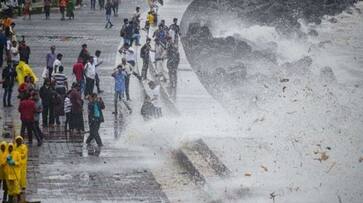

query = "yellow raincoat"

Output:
[[5, 143, 21, 196], [147, 13, 155, 26], [16, 60, 38, 84], [15, 136, 28, 189], [0, 141, 8, 181]]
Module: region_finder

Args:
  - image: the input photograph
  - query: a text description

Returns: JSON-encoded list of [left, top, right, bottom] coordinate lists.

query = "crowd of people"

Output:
[[0, 136, 28, 203], [0, 1, 182, 140], [0, 1, 183, 201]]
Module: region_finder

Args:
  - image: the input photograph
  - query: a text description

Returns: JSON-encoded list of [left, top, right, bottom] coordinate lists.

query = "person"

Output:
[[5, 143, 21, 203], [14, 136, 28, 192], [52, 53, 63, 74], [94, 50, 103, 93], [44, 0, 51, 20], [169, 18, 181, 47], [18, 39, 31, 64], [15, 60, 38, 85], [64, 91, 72, 132], [78, 44, 90, 65], [52, 65, 68, 96], [23, 0, 32, 20], [10, 40, 19, 67], [18, 75, 35, 100], [167, 42, 180, 100], [112, 0, 119, 16], [32, 91, 43, 141], [2, 60, 17, 107], [120, 19, 130, 45], [140, 38, 152, 79], [69, 83, 84, 133], [104, 0, 113, 29], [66, 0, 75, 20], [86, 93, 105, 147], [141, 95, 154, 121], [72, 58, 85, 94], [84, 56, 96, 97], [46, 46, 56, 78], [39, 79, 56, 127], [121, 58, 140, 101], [144, 80, 162, 117], [0, 29, 6, 68], [144, 11, 155, 37], [131, 20, 141, 46], [19, 92, 42, 145], [90, 0, 96, 10], [112, 65, 131, 115], [2, 0, 15, 18], [59, 0, 67, 20], [54, 89, 64, 126], [153, 23, 168, 46], [0, 141, 8, 203], [124, 20, 134, 47], [98, 0, 104, 10], [133, 6, 141, 25], [120, 43, 136, 67], [18, 0, 24, 16], [154, 39, 168, 81]]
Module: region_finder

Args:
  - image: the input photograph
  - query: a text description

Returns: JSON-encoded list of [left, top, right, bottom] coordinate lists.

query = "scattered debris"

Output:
[[327, 162, 336, 173], [270, 192, 277, 203], [280, 78, 289, 83], [261, 165, 268, 172], [328, 17, 338, 23], [244, 172, 252, 176], [316, 152, 329, 162], [283, 86, 287, 92]]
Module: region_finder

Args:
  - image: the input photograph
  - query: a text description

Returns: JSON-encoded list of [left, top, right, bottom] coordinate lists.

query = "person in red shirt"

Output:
[[59, 0, 67, 20], [18, 92, 42, 146], [73, 58, 85, 95]]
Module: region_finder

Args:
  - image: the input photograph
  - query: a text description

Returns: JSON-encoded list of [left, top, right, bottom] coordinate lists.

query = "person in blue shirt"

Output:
[[112, 64, 132, 115]]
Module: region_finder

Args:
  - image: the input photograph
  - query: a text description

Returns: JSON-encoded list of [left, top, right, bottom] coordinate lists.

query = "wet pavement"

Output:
[[1, 1, 170, 202]]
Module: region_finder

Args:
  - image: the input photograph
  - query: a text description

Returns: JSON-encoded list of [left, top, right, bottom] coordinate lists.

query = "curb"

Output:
[[191, 139, 231, 177], [174, 148, 206, 185]]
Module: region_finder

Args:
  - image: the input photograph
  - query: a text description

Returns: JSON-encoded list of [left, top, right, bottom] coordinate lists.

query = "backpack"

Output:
[[157, 30, 166, 42]]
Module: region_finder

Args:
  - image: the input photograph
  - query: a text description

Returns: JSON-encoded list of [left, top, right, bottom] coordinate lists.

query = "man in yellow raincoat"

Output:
[[16, 60, 38, 84], [15, 136, 28, 191], [5, 143, 21, 202], [0, 141, 9, 202]]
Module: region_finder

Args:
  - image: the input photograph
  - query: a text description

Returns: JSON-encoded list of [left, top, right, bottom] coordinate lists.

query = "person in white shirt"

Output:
[[121, 58, 141, 101], [52, 53, 63, 74], [64, 91, 72, 132], [84, 56, 96, 97], [10, 40, 19, 66], [123, 43, 136, 67], [154, 39, 168, 82], [144, 80, 162, 118], [94, 50, 104, 93]]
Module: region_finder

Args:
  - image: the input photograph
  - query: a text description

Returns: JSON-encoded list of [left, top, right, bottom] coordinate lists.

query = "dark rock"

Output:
[[308, 29, 319, 37], [328, 17, 338, 23], [320, 66, 337, 82]]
